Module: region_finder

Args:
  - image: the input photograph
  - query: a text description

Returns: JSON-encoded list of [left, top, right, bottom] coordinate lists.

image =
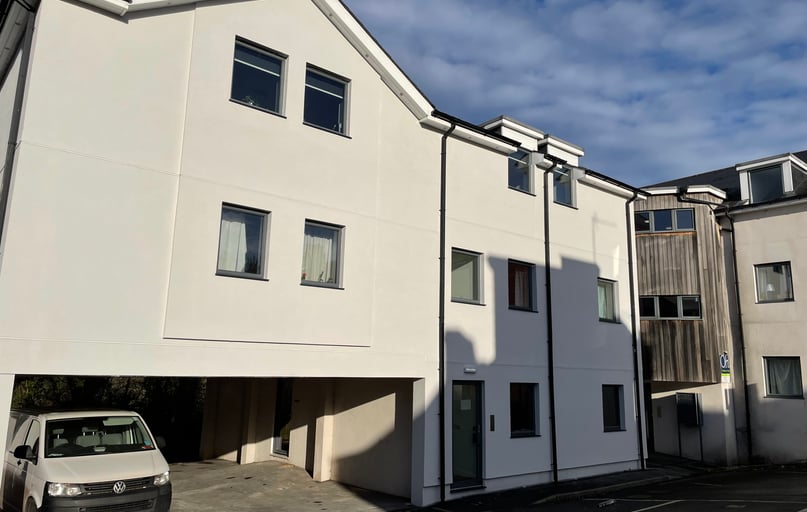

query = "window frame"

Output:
[[597, 278, 618, 323], [216, 204, 269, 280], [602, 384, 625, 432], [508, 259, 536, 312], [303, 65, 350, 135], [230, 38, 287, 116], [634, 208, 695, 233], [451, 248, 483, 305], [763, 356, 803, 398], [507, 150, 533, 194], [754, 261, 794, 303], [553, 166, 576, 207], [510, 383, 539, 438], [301, 220, 344, 288], [639, 295, 702, 319]]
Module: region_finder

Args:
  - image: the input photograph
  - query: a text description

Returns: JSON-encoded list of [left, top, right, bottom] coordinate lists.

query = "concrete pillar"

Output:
[[199, 378, 220, 460], [313, 381, 334, 482], [410, 376, 441, 507], [722, 383, 738, 466], [0, 373, 14, 500], [240, 379, 260, 464]]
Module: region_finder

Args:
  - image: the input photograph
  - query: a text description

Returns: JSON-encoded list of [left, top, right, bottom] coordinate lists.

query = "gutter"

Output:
[[625, 192, 646, 469], [438, 120, 456, 503], [0, 8, 33, 252]]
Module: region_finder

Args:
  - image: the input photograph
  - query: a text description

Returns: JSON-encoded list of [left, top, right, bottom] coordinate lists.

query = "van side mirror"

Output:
[[155, 436, 166, 449], [13, 445, 34, 461]]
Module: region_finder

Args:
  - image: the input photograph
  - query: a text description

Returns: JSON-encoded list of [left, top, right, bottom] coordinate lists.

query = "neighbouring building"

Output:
[[0, 0, 646, 506], [638, 150, 807, 466]]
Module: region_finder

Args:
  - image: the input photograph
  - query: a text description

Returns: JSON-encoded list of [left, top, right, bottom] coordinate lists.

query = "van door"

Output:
[[2, 418, 37, 512]]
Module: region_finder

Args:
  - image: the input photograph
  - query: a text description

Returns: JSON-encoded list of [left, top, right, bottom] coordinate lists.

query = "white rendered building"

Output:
[[0, 0, 645, 505]]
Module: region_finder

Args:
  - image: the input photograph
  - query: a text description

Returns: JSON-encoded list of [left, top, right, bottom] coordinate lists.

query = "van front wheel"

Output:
[[26, 498, 39, 512]]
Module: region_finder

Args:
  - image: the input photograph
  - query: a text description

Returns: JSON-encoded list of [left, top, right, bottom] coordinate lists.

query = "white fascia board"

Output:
[[76, 0, 130, 15], [579, 174, 636, 199], [735, 153, 790, 172], [311, 0, 433, 121], [421, 116, 518, 154], [541, 135, 584, 157], [482, 117, 545, 140], [641, 186, 679, 196], [127, 0, 198, 12], [686, 185, 727, 199], [720, 196, 807, 217], [790, 154, 807, 173]]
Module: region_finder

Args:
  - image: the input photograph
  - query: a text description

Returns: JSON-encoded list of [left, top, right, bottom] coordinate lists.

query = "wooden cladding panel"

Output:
[[641, 319, 718, 383], [635, 193, 731, 385]]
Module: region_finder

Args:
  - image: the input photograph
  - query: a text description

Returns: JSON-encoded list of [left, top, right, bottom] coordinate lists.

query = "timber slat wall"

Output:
[[636, 193, 731, 384]]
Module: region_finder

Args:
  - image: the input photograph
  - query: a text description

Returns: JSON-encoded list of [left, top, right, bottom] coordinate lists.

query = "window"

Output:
[[634, 208, 695, 233], [301, 221, 342, 286], [602, 385, 625, 432], [750, 165, 784, 203], [639, 295, 702, 319], [510, 383, 539, 437], [304, 66, 348, 134], [508, 150, 531, 192], [452, 249, 482, 303], [764, 356, 802, 398], [553, 166, 574, 206], [755, 262, 793, 303], [217, 205, 267, 278], [231, 39, 285, 114], [597, 279, 617, 322], [508, 260, 534, 311]]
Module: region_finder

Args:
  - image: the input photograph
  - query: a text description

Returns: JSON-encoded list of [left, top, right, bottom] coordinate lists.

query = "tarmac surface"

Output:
[[169, 454, 714, 511]]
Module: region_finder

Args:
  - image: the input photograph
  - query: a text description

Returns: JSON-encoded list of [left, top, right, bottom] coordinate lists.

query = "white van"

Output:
[[2, 409, 171, 512]]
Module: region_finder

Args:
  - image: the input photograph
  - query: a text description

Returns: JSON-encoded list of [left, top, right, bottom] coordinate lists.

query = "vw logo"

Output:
[[112, 481, 126, 494]]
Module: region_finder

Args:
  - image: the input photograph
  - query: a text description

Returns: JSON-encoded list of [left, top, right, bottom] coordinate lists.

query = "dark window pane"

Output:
[[658, 295, 678, 318], [510, 383, 536, 436], [675, 209, 694, 230], [755, 262, 794, 302], [750, 166, 783, 203], [634, 212, 651, 232], [653, 210, 673, 231], [508, 151, 530, 191], [508, 261, 533, 310], [231, 42, 282, 113], [452, 250, 480, 302], [553, 168, 573, 206], [602, 385, 623, 431], [765, 357, 802, 397], [681, 296, 701, 317], [304, 69, 346, 133], [639, 297, 656, 317]]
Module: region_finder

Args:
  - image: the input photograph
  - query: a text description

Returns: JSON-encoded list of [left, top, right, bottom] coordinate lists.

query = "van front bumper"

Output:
[[40, 483, 171, 512]]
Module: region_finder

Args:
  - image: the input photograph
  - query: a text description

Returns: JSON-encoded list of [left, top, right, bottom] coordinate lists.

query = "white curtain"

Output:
[[302, 226, 337, 283], [598, 282, 613, 320], [768, 358, 801, 396], [513, 267, 529, 308], [218, 211, 248, 272]]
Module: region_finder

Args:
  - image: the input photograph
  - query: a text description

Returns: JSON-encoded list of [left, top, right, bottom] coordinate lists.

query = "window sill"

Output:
[[510, 433, 540, 439], [509, 306, 538, 313], [229, 98, 286, 118], [301, 281, 344, 290], [598, 318, 620, 324], [604, 427, 626, 433], [303, 121, 352, 139], [451, 298, 485, 306], [764, 394, 803, 399], [450, 483, 485, 493], [553, 200, 578, 210], [508, 186, 535, 196], [756, 299, 795, 304], [216, 271, 268, 281]]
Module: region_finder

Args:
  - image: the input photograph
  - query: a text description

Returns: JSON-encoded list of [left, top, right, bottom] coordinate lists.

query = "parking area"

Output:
[[170, 459, 413, 512]]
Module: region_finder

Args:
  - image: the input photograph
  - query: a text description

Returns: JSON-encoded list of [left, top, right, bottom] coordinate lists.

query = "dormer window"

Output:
[[749, 165, 784, 203]]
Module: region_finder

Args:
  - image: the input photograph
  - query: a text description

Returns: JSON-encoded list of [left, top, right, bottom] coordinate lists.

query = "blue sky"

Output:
[[342, 0, 807, 186]]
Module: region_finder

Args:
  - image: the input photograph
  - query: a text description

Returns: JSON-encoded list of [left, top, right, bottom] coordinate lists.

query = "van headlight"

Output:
[[153, 471, 170, 486], [48, 482, 83, 497]]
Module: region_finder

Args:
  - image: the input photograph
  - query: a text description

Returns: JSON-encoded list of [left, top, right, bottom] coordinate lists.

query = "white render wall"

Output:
[[732, 203, 807, 463]]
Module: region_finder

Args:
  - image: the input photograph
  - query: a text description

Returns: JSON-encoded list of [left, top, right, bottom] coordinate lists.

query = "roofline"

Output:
[[424, 110, 520, 154], [480, 115, 545, 139], [718, 194, 807, 217], [642, 185, 727, 200], [582, 167, 646, 198]]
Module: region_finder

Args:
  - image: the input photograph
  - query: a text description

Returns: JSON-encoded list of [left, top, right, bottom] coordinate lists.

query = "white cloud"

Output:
[[343, 0, 807, 186]]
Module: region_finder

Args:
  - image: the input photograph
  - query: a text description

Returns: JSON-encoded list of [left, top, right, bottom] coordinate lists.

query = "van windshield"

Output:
[[45, 416, 156, 458]]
